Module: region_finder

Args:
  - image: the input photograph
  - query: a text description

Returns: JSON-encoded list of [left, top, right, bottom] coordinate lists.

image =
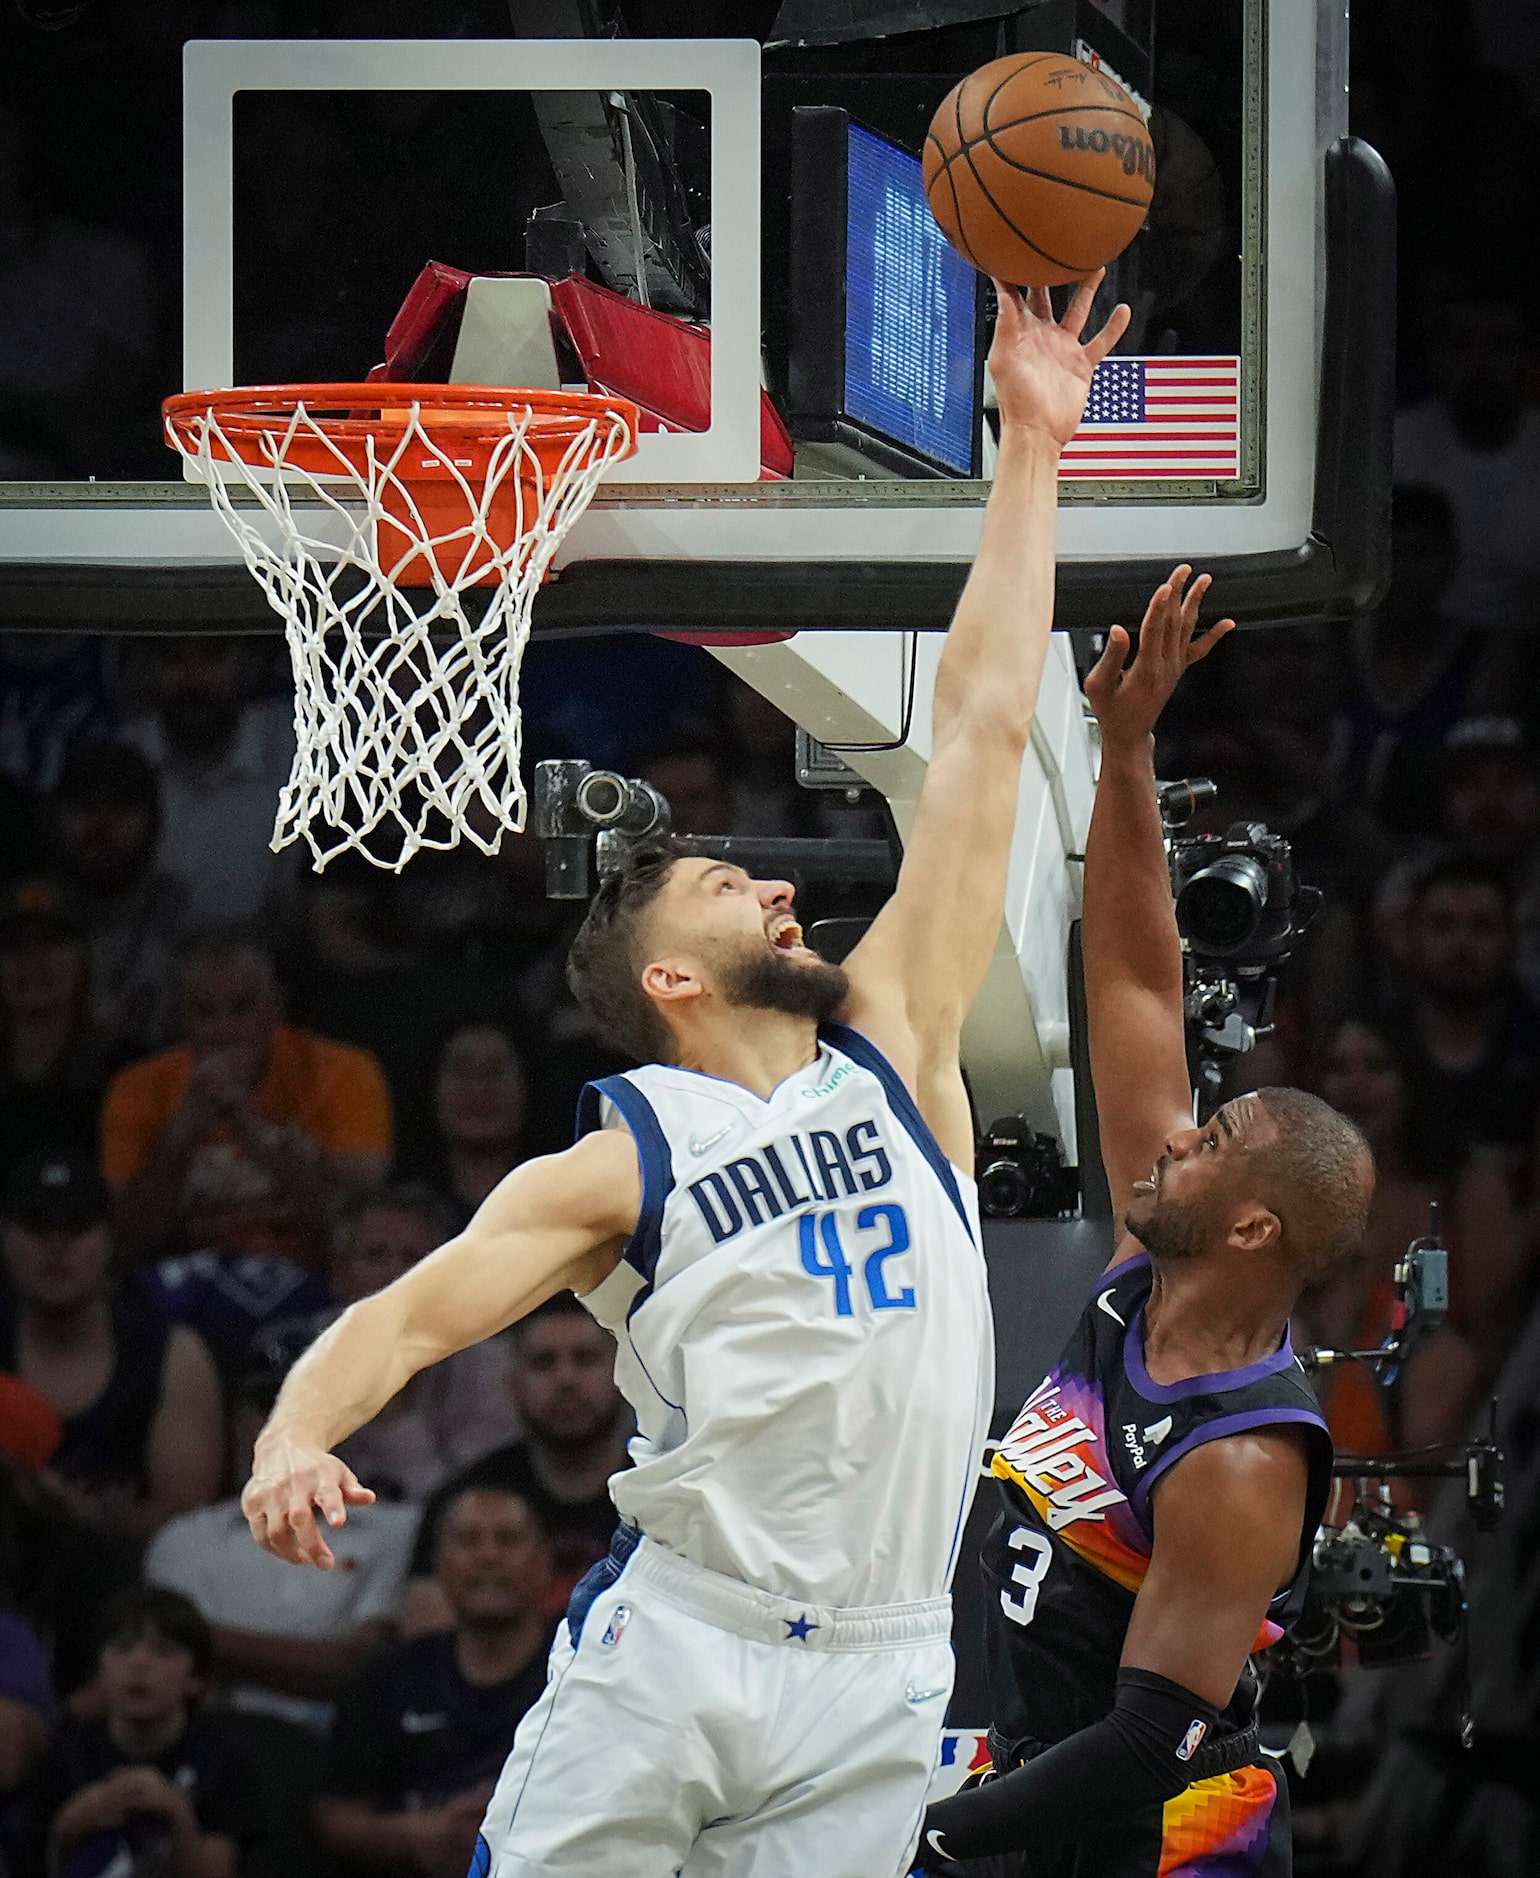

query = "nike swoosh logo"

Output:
[[926, 1828, 954, 1860], [688, 1122, 734, 1156], [1097, 1289, 1126, 1326], [905, 1683, 948, 1703]]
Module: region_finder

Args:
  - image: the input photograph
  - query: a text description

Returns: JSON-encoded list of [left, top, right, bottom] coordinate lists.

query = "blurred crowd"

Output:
[[0, 627, 883, 1878]]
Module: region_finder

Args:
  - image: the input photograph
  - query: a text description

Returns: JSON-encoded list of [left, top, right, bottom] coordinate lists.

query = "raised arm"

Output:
[[840, 276, 1129, 1159], [1081, 571, 1233, 1227], [241, 1128, 639, 1568]]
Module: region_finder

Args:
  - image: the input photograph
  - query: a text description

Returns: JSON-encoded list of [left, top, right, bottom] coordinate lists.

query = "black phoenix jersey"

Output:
[[981, 1250, 1332, 1767]]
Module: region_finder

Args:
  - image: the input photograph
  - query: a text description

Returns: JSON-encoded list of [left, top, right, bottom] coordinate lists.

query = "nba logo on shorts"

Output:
[[601, 1605, 632, 1648], [1175, 1719, 1207, 1763]]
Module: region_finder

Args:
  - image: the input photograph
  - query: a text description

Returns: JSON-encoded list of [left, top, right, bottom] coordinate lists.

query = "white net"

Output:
[[166, 391, 635, 871]]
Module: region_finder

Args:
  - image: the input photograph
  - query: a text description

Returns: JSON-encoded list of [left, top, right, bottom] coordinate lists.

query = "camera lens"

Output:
[[575, 771, 628, 825], [1176, 854, 1269, 954], [979, 1159, 1033, 1220]]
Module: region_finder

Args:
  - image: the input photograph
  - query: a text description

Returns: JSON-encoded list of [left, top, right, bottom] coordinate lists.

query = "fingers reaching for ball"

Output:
[[1084, 565, 1235, 745], [987, 271, 1134, 445]]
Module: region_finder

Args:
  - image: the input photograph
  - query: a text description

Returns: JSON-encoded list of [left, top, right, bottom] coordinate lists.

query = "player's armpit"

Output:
[[1122, 1427, 1311, 1708]]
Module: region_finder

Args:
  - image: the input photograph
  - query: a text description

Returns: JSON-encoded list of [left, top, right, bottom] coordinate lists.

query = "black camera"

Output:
[[533, 759, 671, 898], [1169, 821, 1317, 964], [976, 1118, 1078, 1220], [1273, 1501, 1468, 1678], [1157, 785, 1323, 1115]]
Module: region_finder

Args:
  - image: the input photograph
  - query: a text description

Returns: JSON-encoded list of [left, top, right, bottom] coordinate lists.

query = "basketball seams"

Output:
[[924, 130, 978, 268], [985, 102, 1149, 135], [927, 134, 1152, 205], [927, 50, 1153, 285], [933, 83, 988, 272], [977, 145, 1152, 210], [931, 132, 1152, 212], [954, 129, 1084, 277], [933, 158, 977, 270], [978, 57, 1038, 133]]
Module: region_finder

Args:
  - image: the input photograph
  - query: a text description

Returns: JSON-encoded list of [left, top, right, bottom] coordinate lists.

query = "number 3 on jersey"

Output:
[[798, 1203, 915, 1315], [1000, 1525, 1052, 1627]]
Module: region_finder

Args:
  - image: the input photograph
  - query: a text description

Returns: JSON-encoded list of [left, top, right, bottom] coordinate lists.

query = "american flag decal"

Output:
[[1061, 358, 1240, 479]]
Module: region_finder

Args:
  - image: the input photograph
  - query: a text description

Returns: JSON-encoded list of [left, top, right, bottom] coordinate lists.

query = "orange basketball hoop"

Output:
[[163, 382, 639, 869]]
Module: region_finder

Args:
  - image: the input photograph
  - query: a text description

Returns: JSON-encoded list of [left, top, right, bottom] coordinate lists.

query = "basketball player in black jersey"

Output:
[[918, 573, 1375, 1877]]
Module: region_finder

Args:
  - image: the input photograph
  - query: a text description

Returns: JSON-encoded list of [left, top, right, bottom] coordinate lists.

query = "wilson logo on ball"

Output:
[[923, 51, 1155, 287], [1056, 124, 1155, 182]]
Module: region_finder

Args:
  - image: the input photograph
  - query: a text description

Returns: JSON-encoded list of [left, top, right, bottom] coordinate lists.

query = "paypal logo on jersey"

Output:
[[687, 1118, 894, 1245]]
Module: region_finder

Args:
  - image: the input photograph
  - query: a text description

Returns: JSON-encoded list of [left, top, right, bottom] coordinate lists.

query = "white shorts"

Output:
[[477, 1530, 955, 1878]]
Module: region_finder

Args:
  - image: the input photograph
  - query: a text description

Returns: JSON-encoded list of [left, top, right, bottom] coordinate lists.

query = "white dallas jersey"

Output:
[[577, 1022, 992, 1610]]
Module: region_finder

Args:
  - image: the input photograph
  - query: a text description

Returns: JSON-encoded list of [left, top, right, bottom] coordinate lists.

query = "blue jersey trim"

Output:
[[819, 1023, 974, 1241], [576, 1075, 674, 1286]]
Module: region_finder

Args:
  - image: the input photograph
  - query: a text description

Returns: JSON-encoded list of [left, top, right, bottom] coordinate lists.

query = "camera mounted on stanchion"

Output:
[[532, 758, 901, 905], [1158, 779, 1322, 1118]]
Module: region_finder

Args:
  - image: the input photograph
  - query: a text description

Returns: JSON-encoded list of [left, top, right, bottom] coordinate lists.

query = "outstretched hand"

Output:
[[1084, 566, 1234, 746], [988, 271, 1131, 447], [242, 1438, 376, 1569]]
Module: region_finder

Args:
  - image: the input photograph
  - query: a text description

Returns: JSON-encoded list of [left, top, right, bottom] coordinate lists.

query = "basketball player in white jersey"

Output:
[[241, 272, 1129, 1878]]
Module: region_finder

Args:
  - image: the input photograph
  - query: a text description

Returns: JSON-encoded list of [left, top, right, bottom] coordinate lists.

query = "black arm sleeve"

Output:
[[920, 1669, 1224, 1865]]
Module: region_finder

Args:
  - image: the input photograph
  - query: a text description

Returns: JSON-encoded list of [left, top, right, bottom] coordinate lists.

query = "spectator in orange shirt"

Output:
[[101, 931, 391, 1266]]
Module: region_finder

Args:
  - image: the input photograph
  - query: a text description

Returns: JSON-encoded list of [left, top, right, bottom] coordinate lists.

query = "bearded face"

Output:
[[1125, 1187, 1210, 1262], [717, 943, 851, 1025]]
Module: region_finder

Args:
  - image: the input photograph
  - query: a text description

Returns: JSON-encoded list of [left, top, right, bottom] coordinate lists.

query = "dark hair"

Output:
[[54, 741, 159, 816], [509, 1289, 601, 1343], [176, 923, 278, 978], [330, 1180, 459, 1260], [1404, 855, 1513, 922], [1390, 483, 1457, 548], [434, 1481, 547, 1554], [98, 1585, 215, 1680], [1254, 1087, 1374, 1282], [565, 837, 698, 1063]]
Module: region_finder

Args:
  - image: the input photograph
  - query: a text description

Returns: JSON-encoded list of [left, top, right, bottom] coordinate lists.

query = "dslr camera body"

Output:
[[1168, 820, 1308, 965], [1159, 788, 1321, 1111]]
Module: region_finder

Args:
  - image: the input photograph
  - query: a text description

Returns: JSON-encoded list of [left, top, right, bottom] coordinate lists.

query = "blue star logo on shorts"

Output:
[[784, 1613, 819, 1642]]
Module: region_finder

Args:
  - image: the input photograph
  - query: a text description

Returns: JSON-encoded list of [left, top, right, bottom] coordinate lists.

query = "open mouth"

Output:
[[770, 918, 805, 953], [1131, 1162, 1160, 1196]]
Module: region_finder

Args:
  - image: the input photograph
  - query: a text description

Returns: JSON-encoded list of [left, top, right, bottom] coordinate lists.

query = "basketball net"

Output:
[[164, 387, 637, 871]]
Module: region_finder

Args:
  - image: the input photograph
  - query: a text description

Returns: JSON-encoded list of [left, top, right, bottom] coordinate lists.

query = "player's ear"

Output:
[[641, 958, 706, 1008], [1227, 1201, 1281, 1256]]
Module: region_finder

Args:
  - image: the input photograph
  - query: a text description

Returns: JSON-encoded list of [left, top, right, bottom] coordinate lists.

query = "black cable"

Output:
[[816, 630, 919, 755]]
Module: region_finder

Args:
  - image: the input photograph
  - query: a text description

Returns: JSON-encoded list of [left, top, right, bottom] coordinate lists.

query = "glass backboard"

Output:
[[0, 0, 1391, 635]]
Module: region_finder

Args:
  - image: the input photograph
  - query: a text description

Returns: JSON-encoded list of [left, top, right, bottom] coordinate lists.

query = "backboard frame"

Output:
[[0, 3, 1393, 634]]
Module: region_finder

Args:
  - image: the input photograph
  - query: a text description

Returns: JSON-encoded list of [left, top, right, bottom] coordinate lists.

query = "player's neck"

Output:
[[1142, 1259, 1292, 1386], [669, 1004, 822, 1100]]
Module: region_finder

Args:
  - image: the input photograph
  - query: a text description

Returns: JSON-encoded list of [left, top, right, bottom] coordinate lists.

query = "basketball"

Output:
[[923, 53, 1155, 288]]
